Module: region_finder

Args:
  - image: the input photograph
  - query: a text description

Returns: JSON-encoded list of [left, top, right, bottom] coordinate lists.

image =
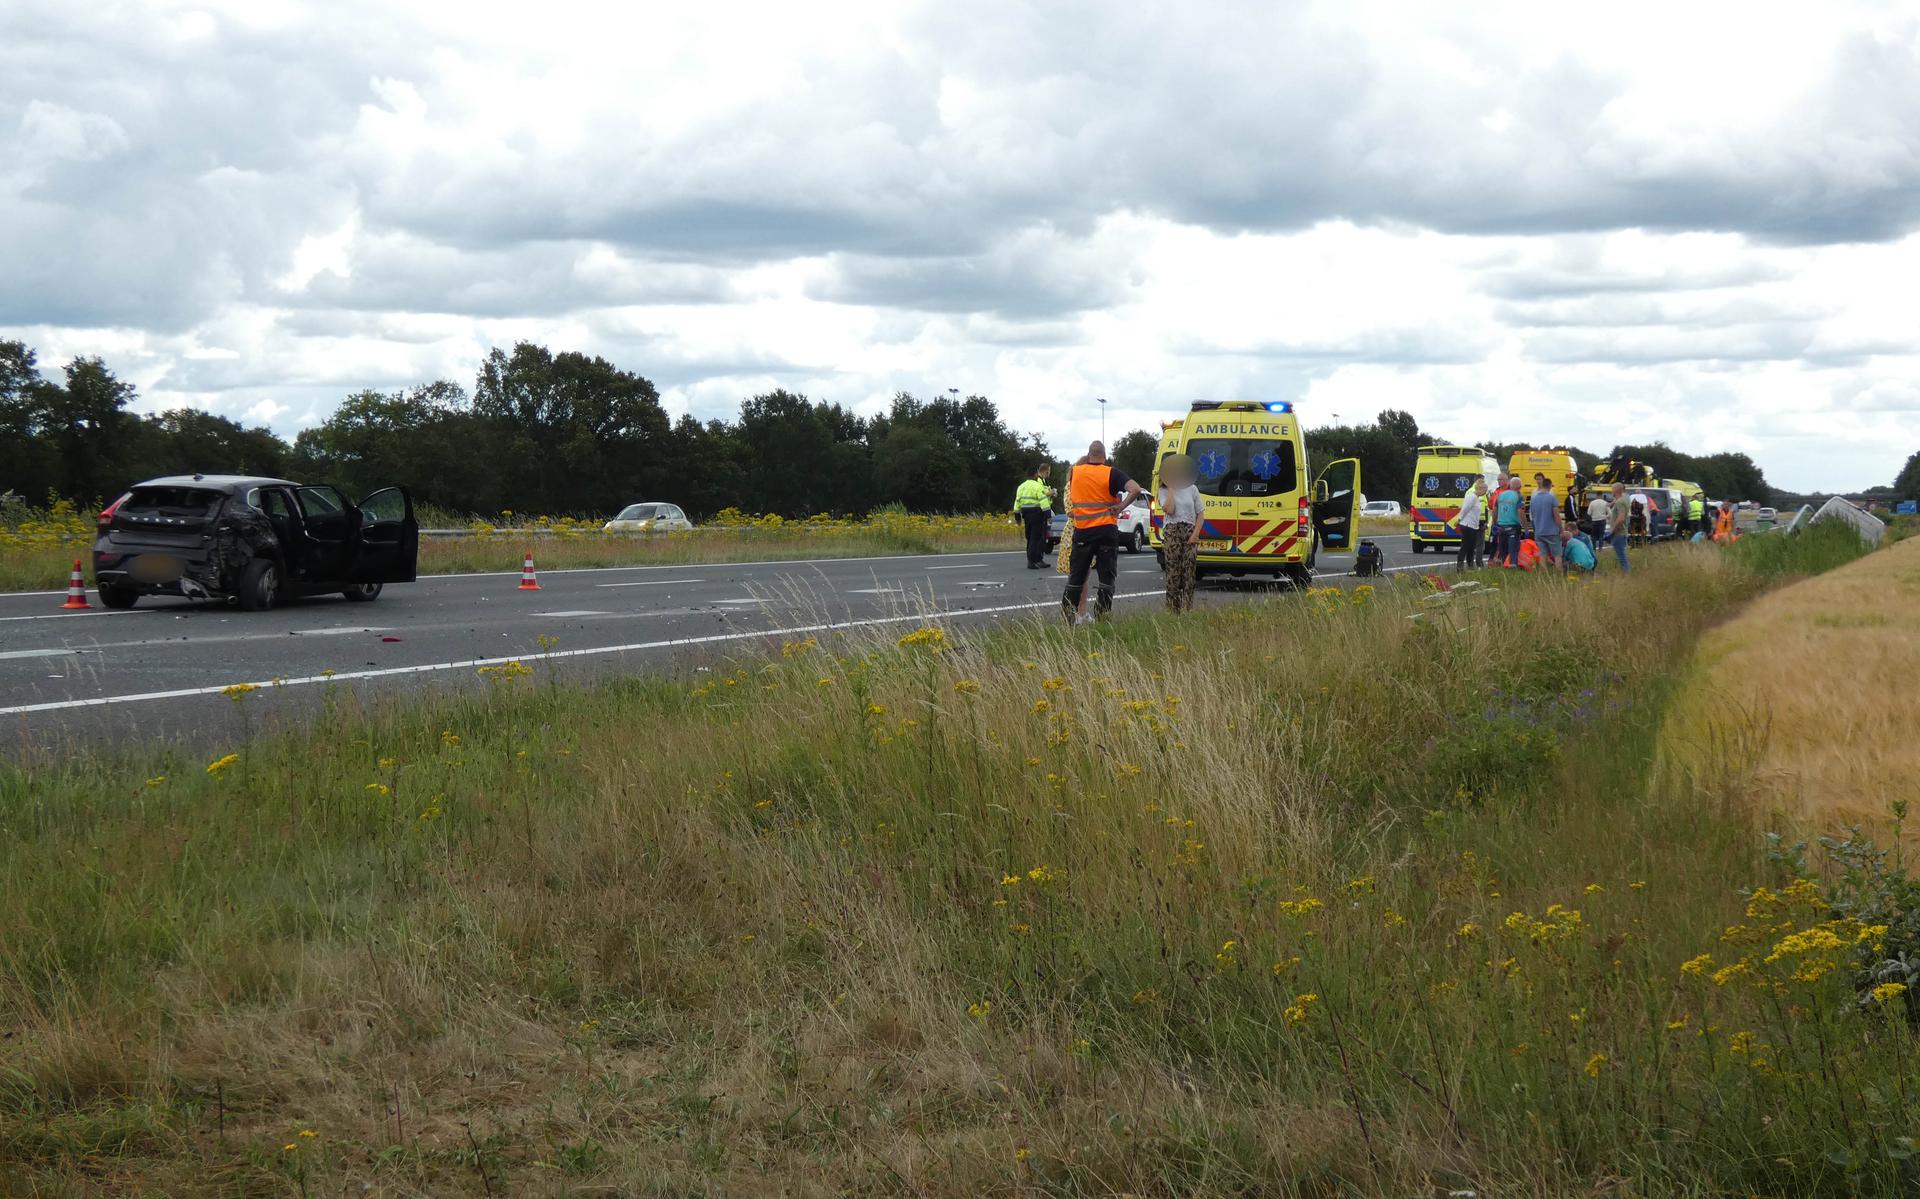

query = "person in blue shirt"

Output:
[[1493, 473, 1524, 566], [1528, 474, 1563, 570]]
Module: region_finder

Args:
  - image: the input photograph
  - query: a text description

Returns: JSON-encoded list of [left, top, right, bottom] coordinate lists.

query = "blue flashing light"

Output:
[[1265, 401, 1293, 413]]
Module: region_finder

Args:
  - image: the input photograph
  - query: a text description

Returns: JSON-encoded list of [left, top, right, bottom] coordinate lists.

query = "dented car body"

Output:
[[92, 475, 419, 611]]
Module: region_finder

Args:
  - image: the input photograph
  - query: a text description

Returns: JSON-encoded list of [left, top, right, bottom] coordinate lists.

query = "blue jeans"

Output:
[[1495, 524, 1521, 565], [1609, 531, 1630, 572]]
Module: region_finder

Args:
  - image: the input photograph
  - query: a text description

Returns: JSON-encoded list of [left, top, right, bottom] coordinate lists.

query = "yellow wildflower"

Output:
[[1584, 883, 1605, 895], [1456, 922, 1481, 939], [206, 753, 240, 776], [967, 1000, 992, 1022], [1584, 1053, 1607, 1078], [1283, 993, 1319, 1025], [953, 679, 980, 694], [1680, 953, 1714, 977], [222, 682, 259, 702], [1031, 698, 1051, 714], [895, 626, 946, 650], [1872, 982, 1908, 1004], [1271, 955, 1301, 976], [1041, 676, 1071, 691]]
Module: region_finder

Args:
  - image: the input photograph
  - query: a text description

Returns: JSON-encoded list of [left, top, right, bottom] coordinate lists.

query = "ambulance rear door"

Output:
[[1190, 433, 1300, 559]]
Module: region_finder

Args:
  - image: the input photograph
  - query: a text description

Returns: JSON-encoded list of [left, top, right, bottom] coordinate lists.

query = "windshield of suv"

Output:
[[1186, 439, 1297, 498], [615, 504, 661, 520]]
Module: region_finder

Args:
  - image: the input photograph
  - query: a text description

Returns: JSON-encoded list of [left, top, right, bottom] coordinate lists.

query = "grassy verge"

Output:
[[4, 529, 1911, 1196], [0, 511, 1025, 592]]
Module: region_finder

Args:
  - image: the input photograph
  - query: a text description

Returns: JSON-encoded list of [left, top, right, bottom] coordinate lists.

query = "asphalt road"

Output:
[[0, 536, 1448, 754]]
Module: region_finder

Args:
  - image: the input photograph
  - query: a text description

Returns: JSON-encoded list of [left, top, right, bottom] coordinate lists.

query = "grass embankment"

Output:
[[1657, 533, 1920, 845], [5, 527, 1914, 1196]]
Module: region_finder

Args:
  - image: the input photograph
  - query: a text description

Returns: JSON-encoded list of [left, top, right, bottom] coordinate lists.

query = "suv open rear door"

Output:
[[352, 486, 419, 583], [1312, 458, 1361, 553]]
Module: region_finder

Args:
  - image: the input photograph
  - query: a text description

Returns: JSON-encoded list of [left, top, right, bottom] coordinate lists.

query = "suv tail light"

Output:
[[97, 493, 129, 528], [1297, 496, 1310, 537]]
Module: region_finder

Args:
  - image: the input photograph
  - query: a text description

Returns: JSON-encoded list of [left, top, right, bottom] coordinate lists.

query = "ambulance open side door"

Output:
[[1312, 458, 1361, 554]]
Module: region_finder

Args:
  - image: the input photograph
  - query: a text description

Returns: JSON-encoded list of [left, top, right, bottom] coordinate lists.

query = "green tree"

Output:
[[1890, 450, 1919, 501], [1110, 429, 1158, 483], [473, 343, 671, 515], [0, 341, 52, 500], [37, 357, 139, 502], [872, 421, 969, 511], [142, 409, 291, 478]]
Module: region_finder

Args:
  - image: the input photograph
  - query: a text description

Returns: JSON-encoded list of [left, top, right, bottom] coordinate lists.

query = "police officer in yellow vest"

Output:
[[1685, 495, 1705, 538], [1062, 441, 1143, 623], [1013, 462, 1057, 569]]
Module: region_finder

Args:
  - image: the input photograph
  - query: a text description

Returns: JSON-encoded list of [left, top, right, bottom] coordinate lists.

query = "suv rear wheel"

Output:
[[342, 582, 384, 603], [98, 585, 138, 610], [238, 559, 280, 612], [1124, 528, 1142, 553]]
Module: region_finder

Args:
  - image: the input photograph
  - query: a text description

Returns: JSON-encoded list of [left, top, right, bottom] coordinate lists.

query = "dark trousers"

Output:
[[1020, 506, 1050, 566], [1456, 525, 1483, 569], [1063, 525, 1120, 616]]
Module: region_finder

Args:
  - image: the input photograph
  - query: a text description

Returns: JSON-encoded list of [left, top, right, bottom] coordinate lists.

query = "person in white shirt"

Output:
[[1456, 477, 1488, 569], [1585, 493, 1611, 542]]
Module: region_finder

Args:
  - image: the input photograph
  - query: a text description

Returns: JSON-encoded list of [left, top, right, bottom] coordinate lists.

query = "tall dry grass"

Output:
[[2, 535, 1912, 1196]]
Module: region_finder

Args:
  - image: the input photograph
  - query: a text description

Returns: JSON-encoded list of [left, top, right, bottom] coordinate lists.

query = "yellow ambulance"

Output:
[[1408, 445, 1500, 554], [1147, 401, 1359, 587]]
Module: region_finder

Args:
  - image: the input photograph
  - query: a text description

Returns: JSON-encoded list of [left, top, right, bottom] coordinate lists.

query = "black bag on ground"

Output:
[[1353, 539, 1384, 578]]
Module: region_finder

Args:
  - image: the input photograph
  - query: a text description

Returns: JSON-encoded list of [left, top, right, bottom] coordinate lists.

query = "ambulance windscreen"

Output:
[[1417, 472, 1477, 499], [1187, 439, 1297, 498]]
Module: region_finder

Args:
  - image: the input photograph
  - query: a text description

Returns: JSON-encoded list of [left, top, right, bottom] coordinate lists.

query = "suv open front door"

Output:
[[352, 486, 419, 583], [1312, 458, 1361, 553]]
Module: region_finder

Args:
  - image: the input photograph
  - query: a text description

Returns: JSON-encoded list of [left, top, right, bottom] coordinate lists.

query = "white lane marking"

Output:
[[289, 626, 394, 637], [846, 587, 905, 595], [430, 551, 1004, 581], [713, 598, 767, 606], [0, 609, 158, 624], [0, 594, 1156, 716], [595, 579, 703, 588], [529, 610, 611, 618], [924, 564, 972, 570], [0, 647, 84, 660]]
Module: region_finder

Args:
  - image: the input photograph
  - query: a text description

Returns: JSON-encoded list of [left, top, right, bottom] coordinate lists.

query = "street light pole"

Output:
[[1096, 396, 1107, 443]]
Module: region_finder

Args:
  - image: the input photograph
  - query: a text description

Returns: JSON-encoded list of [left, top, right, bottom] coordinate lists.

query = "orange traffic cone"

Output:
[[517, 550, 541, 591], [61, 560, 91, 609]]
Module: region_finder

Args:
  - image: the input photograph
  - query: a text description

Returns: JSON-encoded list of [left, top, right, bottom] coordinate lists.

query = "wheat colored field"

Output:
[[1657, 533, 1920, 843], [5, 525, 1917, 1197]]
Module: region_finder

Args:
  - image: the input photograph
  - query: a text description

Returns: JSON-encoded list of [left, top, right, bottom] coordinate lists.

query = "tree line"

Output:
[[2, 339, 1053, 518], [10, 335, 1893, 519]]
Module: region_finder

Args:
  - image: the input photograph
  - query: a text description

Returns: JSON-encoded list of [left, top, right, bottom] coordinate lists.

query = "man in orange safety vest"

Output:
[[1062, 441, 1143, 624]]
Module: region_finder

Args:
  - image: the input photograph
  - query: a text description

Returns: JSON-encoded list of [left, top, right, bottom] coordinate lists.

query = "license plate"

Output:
[[1198, 538, 1233, 551], [1418, 522, 1445, 532]]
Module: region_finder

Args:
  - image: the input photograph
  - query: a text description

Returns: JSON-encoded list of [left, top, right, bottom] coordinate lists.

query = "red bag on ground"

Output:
[[1517, 537, 1541, 571]]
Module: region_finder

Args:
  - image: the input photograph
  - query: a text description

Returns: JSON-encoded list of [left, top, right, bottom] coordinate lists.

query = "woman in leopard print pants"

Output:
[[1158, 454, 1202, 614]]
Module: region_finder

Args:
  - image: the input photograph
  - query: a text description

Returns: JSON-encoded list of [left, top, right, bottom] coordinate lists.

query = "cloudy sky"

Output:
[[5, 0, 1919, 490]]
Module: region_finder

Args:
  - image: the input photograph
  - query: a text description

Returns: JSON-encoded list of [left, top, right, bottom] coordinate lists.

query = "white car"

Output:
[[603, 502, 693, 532], [1361, 500, 1402, 518], [1118, 495, 1152, 553]]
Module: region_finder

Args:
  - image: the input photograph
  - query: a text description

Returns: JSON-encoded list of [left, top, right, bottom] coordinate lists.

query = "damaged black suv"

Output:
[[92, 475, 419, 611]]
